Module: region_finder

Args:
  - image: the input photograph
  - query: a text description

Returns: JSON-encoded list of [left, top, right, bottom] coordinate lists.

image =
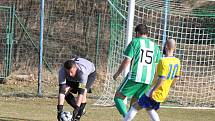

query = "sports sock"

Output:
[[76, 103, 86, 119], [147, 109, 160, 121], [73, 106, 80, 120], [65, 93, 76, 109], [123, 106, 138, 121], [114, 97, 127, 117]]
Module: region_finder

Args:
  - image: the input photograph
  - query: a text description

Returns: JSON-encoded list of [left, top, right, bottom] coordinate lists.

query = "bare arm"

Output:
[[149, 77, 165, 98], [113, 57, 131, 80]]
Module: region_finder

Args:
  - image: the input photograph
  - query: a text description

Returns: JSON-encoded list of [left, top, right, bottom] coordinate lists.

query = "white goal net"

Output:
[[95, 0, 215, 108]]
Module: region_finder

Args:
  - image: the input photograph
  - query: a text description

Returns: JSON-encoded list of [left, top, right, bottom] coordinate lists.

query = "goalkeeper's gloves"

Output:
[[57, 111, 62, 121], [57, 105, 63, 121]]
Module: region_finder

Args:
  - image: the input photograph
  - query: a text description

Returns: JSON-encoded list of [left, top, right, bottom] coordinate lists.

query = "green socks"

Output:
[[114, 97, 127, 117]]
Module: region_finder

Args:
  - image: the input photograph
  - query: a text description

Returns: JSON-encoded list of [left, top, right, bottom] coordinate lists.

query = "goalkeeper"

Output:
[[123, 39, 181, 121], [57, 57, 96, 121]]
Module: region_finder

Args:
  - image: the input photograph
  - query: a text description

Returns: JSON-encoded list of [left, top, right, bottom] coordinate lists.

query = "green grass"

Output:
[[0, 97, 215, 121]]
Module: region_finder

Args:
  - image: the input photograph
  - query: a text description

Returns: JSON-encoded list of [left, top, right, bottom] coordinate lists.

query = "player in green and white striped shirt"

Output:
[[113, 24, 161, 117]]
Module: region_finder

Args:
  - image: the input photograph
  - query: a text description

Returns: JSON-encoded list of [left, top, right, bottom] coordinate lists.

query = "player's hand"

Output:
[[113, 73, 119, 80]]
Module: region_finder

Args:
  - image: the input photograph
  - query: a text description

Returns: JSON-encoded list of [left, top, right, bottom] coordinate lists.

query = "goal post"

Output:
[[95, 0, 215, 108]]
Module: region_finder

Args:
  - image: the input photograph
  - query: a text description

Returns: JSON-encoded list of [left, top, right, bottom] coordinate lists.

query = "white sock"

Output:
[[147, 109, 160, 121], [123, 97, 128, 105], [123, 106, 138, 121]]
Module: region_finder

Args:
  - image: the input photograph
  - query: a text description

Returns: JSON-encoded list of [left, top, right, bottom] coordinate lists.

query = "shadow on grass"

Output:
[[0, 116, 41, 121]]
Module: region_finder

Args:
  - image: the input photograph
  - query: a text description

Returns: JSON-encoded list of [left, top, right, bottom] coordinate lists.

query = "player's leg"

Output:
[[130, 97, 138, 107], [124, 93, 155, 121], [74, 90, 87, 121], [125, 84, 149, 120], [146, 99, 160, 121], [65, 92, 76, 109], [114, 76, 130, 117], [146, 108, 160, 121], [64, 81, 83, 120], [80, 89, 87, 112], [126, 84, 150, 121], [114, 91, 127, 117], [114, 77, 143, 117], [123, 102, 142, 121], [75, 71, 96, 120], [65, 81, 79, 109], [86, 71, 96, 93], [57, 84, 70, 121], [131, 83, 150, 108]]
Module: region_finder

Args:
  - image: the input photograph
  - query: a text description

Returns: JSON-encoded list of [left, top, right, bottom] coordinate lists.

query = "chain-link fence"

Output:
[[0, 0, 109, 98]]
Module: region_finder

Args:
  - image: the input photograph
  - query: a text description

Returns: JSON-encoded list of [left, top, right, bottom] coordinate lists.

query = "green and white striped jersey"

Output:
[[124, 37, 161, 84]]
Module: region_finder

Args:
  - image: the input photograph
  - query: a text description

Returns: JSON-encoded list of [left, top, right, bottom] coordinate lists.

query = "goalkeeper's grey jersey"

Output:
[[58, 58, 95, 85]]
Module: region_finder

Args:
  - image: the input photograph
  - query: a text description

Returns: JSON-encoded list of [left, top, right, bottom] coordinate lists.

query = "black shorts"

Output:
[[66, 71, 96, 94], [66, 81, 79, 94], [86, 71, 96, 89]]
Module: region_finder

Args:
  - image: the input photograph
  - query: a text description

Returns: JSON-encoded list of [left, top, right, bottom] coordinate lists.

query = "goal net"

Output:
[[95, 0, 215, 108]]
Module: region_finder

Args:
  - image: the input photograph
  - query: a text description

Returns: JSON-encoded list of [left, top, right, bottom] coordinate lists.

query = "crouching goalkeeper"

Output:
[[57, 57, 96, 121]]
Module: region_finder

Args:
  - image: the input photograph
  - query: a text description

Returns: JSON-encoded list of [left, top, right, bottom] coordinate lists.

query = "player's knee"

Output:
[[133, 102, 142, 110], [65, 92, 77, 109], [114, 92, 126, 100], [59, 84, 66, 94], [86, 71, 96, 89], [130, 97, 138, 105], [77, 88, 86, 95]]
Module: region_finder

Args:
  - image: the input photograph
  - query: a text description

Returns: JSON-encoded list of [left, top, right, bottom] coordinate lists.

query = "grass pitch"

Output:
[[0, 97, 215, 121]]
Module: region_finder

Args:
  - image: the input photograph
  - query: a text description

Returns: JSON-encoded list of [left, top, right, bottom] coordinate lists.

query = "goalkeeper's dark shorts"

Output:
[[66, 71, 96, 94], [66, 81, 79, 94]]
